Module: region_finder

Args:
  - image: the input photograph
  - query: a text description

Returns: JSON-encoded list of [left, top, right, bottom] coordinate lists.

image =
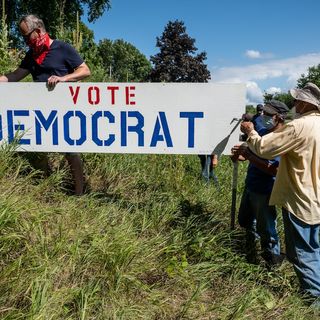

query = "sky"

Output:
[[84, 0, 320, 105]]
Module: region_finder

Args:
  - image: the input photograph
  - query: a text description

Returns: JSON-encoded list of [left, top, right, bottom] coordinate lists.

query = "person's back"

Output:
[[270, 110, 320, 223]]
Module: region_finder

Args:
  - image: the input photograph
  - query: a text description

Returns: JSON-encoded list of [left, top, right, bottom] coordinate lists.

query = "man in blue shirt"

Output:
[[231, 100, 289, 266]]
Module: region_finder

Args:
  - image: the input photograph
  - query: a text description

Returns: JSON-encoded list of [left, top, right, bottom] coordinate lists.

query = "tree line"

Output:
[[0, 0, 319, 103], [0, 0, 211, 84]]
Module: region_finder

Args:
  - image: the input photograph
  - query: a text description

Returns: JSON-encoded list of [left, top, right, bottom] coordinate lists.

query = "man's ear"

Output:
[[275, 114, 285, 122]]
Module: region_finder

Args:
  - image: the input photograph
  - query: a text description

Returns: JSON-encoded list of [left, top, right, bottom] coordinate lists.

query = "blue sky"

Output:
[[84, 0, 320, 104]]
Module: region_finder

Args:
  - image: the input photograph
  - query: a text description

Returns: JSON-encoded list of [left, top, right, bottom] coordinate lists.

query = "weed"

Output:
[[0, 153, 317, 319]]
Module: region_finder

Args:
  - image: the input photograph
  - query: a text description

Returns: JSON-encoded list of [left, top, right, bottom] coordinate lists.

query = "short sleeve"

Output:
[[61, 42, 84, 69]]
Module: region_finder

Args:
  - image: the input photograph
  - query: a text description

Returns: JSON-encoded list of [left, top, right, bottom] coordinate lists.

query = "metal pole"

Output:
[[230, 160, 238, 230]]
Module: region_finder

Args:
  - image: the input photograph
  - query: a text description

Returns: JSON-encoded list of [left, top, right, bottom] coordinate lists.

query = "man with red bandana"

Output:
[[0, 14, 91, 195]]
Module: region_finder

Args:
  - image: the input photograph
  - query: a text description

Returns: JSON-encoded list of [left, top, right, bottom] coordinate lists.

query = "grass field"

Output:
[[0, 149, 319, 319]]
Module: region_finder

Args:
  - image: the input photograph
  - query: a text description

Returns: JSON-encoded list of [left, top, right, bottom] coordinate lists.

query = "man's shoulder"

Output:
[[51, 40, 74, 50], [283, 112, 320, 137], [290, 112, 320, 127]]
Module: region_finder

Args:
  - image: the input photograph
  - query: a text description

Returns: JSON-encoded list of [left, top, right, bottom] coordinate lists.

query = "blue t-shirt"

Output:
[[252, 115, 268, 136], [245, 115, 279, 194], [20, 40, 84, 82]]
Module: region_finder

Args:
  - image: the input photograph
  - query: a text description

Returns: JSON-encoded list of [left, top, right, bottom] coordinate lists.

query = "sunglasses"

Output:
[[22, 29, 36, 41]]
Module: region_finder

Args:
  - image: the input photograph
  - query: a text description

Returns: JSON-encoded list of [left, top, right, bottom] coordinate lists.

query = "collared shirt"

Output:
[[246, 110, 320, 224]]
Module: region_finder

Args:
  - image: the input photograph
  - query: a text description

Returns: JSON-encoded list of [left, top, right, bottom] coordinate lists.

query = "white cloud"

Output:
[[265, 87, 281, 95], [246, 50, 261, 59], [246, 81, 263, 104], [245, 49, 274, 59], [211, 52, 320, 103], [212, 53, 320, 84]]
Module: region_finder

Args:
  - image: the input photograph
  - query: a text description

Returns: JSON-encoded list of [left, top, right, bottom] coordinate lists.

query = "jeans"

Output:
[[282, 208, 320, 297], [238, 188, 280, 261], [198, 155, 218, 185]]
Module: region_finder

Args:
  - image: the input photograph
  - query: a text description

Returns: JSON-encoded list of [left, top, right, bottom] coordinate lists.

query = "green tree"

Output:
[[0, 0, 109, 82], [0, 0, 20, 74], [260, 63, 320, 115], [297, 64, 320, 89], [54, 13, 105, 82], [150, 20, 211, 82], [0, 0, 111, 43], [98, 39, 152, 82], [78, 26, 106, 82], [263, 91, 295, 119], [263, 91, 295, 109], [245, 105, 255, 114]]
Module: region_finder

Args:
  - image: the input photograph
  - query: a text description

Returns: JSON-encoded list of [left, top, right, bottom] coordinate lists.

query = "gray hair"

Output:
[[19, 14, 46, 32]]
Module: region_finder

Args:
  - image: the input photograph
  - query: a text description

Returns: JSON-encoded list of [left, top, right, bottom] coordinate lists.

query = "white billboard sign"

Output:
[[0, 83, 245, 155]]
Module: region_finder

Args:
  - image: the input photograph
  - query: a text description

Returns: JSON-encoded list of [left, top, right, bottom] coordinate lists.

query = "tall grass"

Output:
[[0, 150, 318, 319]]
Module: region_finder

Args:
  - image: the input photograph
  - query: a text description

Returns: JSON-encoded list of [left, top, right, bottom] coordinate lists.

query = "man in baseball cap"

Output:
[[256, 103, 263, 113], [231, 100, 288, 266]]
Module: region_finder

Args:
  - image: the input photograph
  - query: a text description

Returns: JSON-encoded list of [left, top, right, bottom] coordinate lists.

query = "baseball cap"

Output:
[[263, 100, 289, 115], [256, 104, 263, 112]]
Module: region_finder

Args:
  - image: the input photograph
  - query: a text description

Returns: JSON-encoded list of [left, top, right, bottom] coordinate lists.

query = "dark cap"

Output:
[[256, 104, 263, 112], [263, 100, 289, 115]]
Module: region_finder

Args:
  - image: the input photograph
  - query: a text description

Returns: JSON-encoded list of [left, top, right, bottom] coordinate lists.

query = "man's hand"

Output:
[[230, 144, 247, 162], [47, 75, 64, 84], [47, 75, 65, 89], [240, 121, 254, 135], [212, 154, 218, 168], [0, 75, 9, 82], [231, 144, 252, 161], [47, 63, 90, 90]]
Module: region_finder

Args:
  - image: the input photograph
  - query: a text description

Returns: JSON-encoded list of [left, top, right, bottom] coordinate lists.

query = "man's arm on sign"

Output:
[[47, 62, 91, 86], [0, 67, 29, 82]]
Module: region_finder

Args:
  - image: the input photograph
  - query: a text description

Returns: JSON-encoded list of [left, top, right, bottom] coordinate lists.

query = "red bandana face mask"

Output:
[[27, 32, 51, 65]]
